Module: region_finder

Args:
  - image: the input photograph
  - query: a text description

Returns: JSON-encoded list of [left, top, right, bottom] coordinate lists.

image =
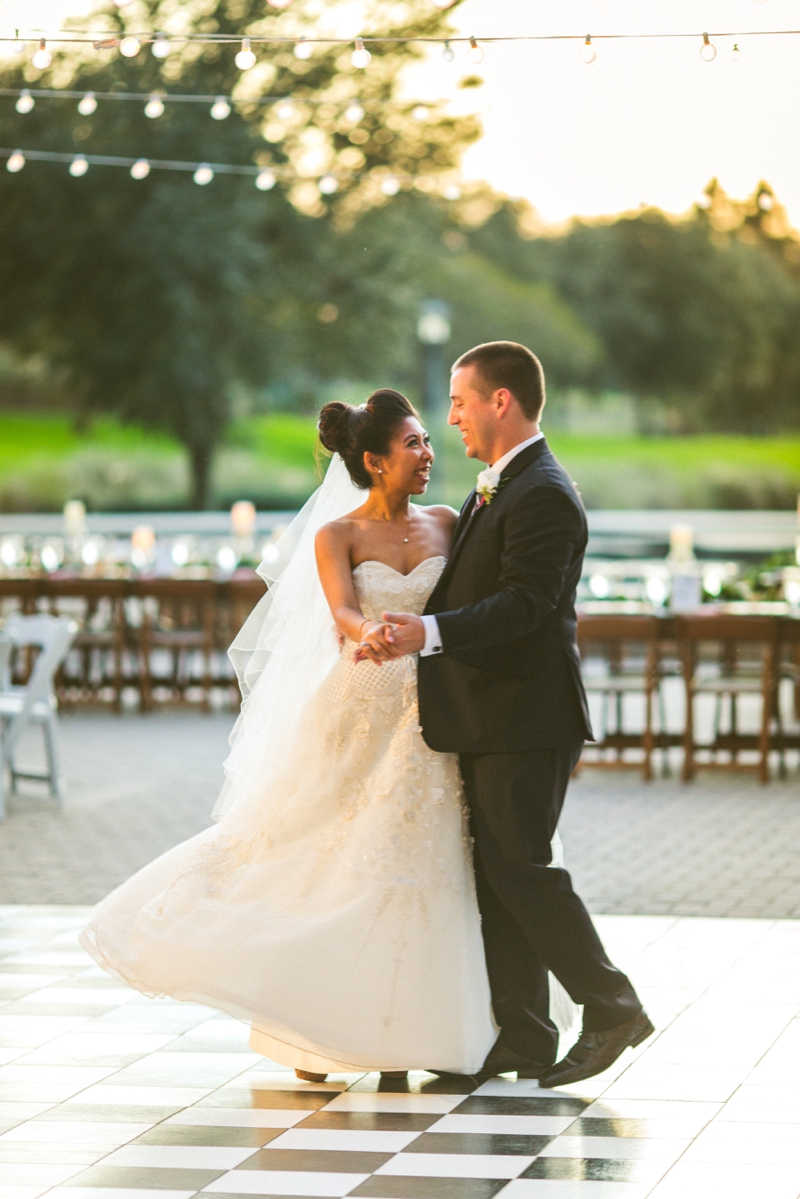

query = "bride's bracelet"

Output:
[[358, 618, 376, 640]]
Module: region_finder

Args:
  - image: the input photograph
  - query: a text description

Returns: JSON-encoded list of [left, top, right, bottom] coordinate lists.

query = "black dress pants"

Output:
[[460, 742, 642, 1066]]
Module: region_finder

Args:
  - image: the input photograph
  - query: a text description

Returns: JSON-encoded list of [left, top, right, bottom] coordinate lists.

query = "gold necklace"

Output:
[[372, 509, 410, 544]]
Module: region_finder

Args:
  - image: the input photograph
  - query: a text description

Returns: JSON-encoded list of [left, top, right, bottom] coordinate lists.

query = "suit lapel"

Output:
[[433, 439, 551, 600]]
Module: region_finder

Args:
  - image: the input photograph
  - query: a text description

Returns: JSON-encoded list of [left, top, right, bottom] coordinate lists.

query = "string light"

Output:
[[6, 150, 24, 173], [119, 35, 141, 57], [442, 41, 455, 62], [31, 38, 52, 70], [344, 101, 365, 122], [1, 146, 466, 200], [380, 175, 400, 195], [274, 99, 297, 122], [15, 90, 34, 114], [580, 34, 596, 64], [235, 37, 257, 70], [78, 91, 97, 115], [210, 97, 231, 120], [151, 33, 170, 59], [130, 158, 150, 179], [412, 104, 429, 120], [293, 38, 313, 60], [144, 94, 165, 118], [467, 37, 485, 64], [351, 38, 372, 68], [731, 42, 742, 61], [11, 31, 25, 56], [267, 0, 293, 7], [700, 32, 717, 61]]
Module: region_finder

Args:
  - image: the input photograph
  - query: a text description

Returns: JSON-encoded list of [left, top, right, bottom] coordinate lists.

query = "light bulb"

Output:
[[32, 38, 52, 70], [15, 90, 35, 114], [412, 105, 429, 121], [580, 35, 596, 64], [130, 158, 150, 179], [268, 0, 293, 7], [293, 38, 313, 59], [351, 38, 371, 68], [731, 42, 742, 61], [443, 183, 462, 200], [235, 37, 257, 70], [344, 101, 365, 122], [144, 94, 165, 118], [380, 175, 400, 196], [119, 36, 141, 58], [275, 99, 296, 123], [69, 155, 89, 177], [700, 33, 717, 62], [194, 163, 214, 185], [151, 33, 170, 59], [256, 168, 276, 190], [12, 32, 25, 56], [442, 41, 455, 62], [319, 174, 338, 194], [78, 92, 97, 116], [6, 150, 25, 173], [467, 37, 484, 65], [210, 97, 231, 120]]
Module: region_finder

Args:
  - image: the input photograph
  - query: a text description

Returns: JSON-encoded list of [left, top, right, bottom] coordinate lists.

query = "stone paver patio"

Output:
[[0, 712, 798, 917]]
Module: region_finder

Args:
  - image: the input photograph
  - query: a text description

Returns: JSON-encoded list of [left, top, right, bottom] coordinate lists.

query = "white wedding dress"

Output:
[[80, 554, 499, 1074]]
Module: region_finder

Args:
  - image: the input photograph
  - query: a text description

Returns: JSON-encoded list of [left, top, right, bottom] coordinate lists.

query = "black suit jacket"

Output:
[[418, 438, 593, 754]]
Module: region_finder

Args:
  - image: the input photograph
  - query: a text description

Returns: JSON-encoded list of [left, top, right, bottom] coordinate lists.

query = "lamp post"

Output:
[[417, 301, 452, 502], [417, 300, 451, 420]]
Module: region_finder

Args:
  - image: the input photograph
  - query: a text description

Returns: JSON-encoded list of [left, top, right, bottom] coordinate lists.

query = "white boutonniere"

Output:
[[475, 467, 501, 507]]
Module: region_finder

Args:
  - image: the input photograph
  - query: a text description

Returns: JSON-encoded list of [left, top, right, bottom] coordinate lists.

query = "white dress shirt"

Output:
[[420, 432, 544, 657]]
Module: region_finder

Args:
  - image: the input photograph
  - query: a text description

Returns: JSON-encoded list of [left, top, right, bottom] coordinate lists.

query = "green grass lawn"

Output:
[[0, 411, 798, 511]]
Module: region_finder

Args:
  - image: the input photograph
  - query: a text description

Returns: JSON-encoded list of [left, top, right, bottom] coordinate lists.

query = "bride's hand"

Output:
[[353, 620, 398, 665]]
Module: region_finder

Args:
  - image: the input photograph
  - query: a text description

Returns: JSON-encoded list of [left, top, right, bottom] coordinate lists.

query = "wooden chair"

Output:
[[216, 576, 267, 707], [132, 579, 217, 711], [774, 617, 800, 770], [577, 614, 663, 780], [40, 578, 127, 710], [678, 614, 780, 784]]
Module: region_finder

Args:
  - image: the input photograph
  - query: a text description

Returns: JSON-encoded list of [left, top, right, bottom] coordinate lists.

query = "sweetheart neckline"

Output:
[[353, 555, 447, 580]]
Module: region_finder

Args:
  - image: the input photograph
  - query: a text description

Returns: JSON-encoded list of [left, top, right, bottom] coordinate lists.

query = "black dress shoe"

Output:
[[538, 1010, 654, 1089], [478, 1046, 551, 1080]]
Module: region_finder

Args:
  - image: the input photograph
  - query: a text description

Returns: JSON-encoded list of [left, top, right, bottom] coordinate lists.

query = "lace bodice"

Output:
[[352, 555, 446, 624]]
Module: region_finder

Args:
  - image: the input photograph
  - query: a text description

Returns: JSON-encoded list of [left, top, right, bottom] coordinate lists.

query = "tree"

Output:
[[532, 193, 800, 433], [0, 0, 479, 506]]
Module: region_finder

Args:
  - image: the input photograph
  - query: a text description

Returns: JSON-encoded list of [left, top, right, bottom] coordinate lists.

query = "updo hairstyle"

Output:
[[318, 389, 419, 490]]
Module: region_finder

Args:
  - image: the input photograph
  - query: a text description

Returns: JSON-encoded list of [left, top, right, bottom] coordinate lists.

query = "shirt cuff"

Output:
[[420, 614, 443, 657]]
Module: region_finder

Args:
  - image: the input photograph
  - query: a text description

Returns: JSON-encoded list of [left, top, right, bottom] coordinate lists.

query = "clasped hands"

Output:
[[353, 612, 425, 664]]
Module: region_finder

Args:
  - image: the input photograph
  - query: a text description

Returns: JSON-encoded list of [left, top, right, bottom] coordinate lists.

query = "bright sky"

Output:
[[5, 0, 800, 227]]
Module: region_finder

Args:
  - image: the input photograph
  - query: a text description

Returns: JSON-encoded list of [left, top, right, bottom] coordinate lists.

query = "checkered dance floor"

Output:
[[1, 907, 799, 1199]]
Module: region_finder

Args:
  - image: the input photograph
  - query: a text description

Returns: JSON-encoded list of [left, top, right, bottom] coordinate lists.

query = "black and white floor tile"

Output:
[[0, 907, 799, 1199]]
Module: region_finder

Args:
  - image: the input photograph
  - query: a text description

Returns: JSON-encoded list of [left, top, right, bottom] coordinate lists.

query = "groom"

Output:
[[382, 341, 652, 1085]]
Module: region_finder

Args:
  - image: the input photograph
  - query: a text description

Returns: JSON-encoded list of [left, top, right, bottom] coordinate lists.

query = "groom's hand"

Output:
[[381, 612, 425, 655]]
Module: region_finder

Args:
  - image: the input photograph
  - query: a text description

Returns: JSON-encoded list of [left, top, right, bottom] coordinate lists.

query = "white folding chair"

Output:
[[0, 613, 77, 820]]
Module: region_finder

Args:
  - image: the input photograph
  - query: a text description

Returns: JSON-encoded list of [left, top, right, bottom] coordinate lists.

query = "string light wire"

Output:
[[3, 28, 800, 50], [0, 144, 459, 197]]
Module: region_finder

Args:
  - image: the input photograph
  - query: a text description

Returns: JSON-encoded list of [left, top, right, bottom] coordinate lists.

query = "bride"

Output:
[[80, 389, 501, 1078]]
